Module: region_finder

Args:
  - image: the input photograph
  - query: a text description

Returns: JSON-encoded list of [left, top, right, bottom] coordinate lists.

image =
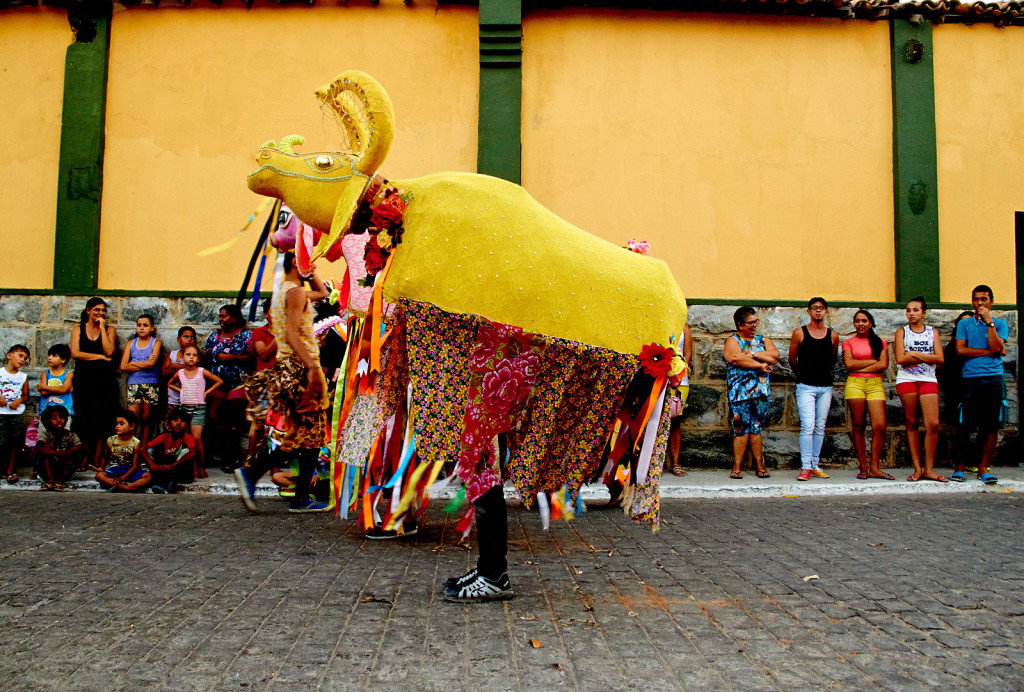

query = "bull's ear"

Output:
[[315, 175, 371, 259]]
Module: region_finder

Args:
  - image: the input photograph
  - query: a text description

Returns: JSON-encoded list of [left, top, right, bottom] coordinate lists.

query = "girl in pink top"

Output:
[[169, 344, 223, 478], [841, 310, 892, 480]]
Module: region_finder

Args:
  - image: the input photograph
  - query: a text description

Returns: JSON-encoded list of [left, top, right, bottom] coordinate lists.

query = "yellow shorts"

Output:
[[844, 376, 886, 401]]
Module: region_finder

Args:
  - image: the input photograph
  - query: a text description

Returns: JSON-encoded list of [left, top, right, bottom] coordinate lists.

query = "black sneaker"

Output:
[[444, 573, 514, 603], [366, 521, 418, 540], [444, 568, 478, 591]]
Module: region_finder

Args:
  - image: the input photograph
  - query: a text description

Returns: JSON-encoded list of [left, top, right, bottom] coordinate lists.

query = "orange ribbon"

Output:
[[369, 253, 395, 375]]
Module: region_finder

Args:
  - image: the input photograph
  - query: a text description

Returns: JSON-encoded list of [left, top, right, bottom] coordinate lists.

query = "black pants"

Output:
[[248, 447, 318, 503], [473, 484, 507, 579]]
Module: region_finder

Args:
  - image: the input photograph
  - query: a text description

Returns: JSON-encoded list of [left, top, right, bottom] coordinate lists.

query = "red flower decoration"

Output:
[[472, 325, 499, 368], [639, 343, 674, 377], [512, 350, 542, 385], [371, 194, 405, 229], [363, 237, 388, 275], [480, 359, 532, 416]]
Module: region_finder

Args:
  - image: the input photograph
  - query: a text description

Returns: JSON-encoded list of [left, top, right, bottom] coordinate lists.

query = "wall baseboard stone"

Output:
[[0, 296, 1017, 470]]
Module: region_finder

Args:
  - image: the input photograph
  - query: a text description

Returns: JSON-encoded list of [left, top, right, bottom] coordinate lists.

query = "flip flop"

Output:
[[907, 472, 921, 482], [949, 472, 965, 482], [730, 472, 743, 479], [672, 466, 687, 477], [756, 470, 771, 479], [880, 474, 896, 480], [978, 473, 999, 485], [922, 475, 948, 483], [856, 473, 868, 480]]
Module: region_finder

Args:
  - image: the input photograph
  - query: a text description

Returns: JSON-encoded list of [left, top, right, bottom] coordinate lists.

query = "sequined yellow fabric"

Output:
[[382, 172, 687, 354]]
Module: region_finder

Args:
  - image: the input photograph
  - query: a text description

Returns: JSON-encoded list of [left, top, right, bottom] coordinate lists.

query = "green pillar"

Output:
[[477, 0, 522, 184], [53, 7, 111, 291], [890, 19, 940, 302]]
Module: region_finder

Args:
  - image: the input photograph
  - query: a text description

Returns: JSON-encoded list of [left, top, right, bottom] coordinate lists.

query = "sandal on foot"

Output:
[[907, 472, 922, 482], [978, 473, 999, 485], [729, 472, 743, 479], [856, 473, 869, 480], [949, 471, 965, 482], [923, 475, 948, 483], [672, 466, 687, 477], [756, 470, 771, 479]]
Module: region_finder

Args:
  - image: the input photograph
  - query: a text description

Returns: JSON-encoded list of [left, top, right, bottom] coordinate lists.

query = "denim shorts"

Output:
[[178, 404, 206, 427]]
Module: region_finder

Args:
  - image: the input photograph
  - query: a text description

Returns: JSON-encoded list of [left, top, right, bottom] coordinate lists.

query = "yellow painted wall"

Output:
[[100, 4, 478, 290], [522, 10, 894, 301], [934, 25, 1024, 304], [0, 8, 69, 290]]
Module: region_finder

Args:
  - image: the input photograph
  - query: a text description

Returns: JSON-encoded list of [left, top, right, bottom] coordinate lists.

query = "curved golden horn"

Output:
[[260, 140, 276, 149], [277, 134, 305, 154], [314, 70, 394, 176]]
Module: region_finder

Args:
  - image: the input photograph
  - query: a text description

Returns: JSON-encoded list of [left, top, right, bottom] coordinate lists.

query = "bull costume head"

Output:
[[247, 70, 395, 262]]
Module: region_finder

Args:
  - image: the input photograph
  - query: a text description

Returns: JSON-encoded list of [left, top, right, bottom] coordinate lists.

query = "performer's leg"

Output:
[[473, 484, 507, 579], [292, 447, 317, 503], [444, 484, 513, 602]]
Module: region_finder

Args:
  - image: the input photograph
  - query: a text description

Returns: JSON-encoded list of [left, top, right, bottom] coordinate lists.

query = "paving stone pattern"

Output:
[[1, 492, 1023, 690]]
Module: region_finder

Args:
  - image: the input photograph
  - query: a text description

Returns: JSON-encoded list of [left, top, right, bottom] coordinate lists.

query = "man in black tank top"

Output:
[[788, 298, 839, 481]]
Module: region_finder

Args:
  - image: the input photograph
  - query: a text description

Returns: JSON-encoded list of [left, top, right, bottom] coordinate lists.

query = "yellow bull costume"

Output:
[[247, 70, 687, 529]]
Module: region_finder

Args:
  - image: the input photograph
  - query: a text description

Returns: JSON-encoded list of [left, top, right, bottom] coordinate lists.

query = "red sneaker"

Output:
[[797, 469, 812, 481]]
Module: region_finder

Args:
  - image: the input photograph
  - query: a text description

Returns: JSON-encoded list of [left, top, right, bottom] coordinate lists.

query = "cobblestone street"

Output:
[[1, 491, 1023, 691]]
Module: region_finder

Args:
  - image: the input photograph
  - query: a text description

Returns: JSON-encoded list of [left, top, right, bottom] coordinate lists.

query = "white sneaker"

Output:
[[444, 573, 514, 603]]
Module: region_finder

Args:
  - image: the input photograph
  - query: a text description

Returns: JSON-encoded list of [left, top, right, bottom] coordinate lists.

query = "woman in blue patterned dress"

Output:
[[723, 307, 780, 479]]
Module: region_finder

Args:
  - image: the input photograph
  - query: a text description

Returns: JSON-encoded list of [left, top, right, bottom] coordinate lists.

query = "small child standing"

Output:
[[142, 409, 198, 493], [1, 344, 30, 484], [36, 405, 84, 491], [95, 411, 149, 492], [162, 326, 198, 421], [38, 344, 75, 426], [168, 344, 221, 480], [120, 314, 162, 446]]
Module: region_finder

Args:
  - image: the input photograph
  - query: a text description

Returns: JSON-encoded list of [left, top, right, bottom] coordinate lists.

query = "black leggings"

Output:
[[248, 447, 318, 503], [473, 484, 508, 579]]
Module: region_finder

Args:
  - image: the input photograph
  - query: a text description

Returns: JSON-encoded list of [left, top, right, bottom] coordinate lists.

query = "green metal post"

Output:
[[889, 19, 941, 303], [478, 0, 522, 184], [53, 7, 111, 291]]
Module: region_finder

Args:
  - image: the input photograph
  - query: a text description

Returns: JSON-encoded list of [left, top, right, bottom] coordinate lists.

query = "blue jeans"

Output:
[[796, 384, 832, 470]]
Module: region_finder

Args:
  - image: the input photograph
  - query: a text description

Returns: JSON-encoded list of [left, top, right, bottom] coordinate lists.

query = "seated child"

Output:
[[95, 411, 149, 492], [36, 405, 84, 491], [141, 409, 198, 493]]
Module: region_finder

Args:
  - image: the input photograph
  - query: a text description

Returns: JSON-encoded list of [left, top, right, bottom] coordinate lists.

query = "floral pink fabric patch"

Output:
[[458, 321, 547, 501]]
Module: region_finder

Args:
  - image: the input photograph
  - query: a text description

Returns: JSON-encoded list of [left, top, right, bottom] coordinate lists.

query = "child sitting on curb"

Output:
[[36, 406, 84, 491], [95, 411, 149, 492], [141, 409, 198, 493]]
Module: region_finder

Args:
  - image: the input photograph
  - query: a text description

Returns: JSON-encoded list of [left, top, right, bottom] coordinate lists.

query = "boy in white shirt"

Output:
[[1, 344, 30, 484]]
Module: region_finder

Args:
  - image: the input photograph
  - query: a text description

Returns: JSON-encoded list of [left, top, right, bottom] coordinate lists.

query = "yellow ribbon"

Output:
[[198, 197, 274, 257]]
